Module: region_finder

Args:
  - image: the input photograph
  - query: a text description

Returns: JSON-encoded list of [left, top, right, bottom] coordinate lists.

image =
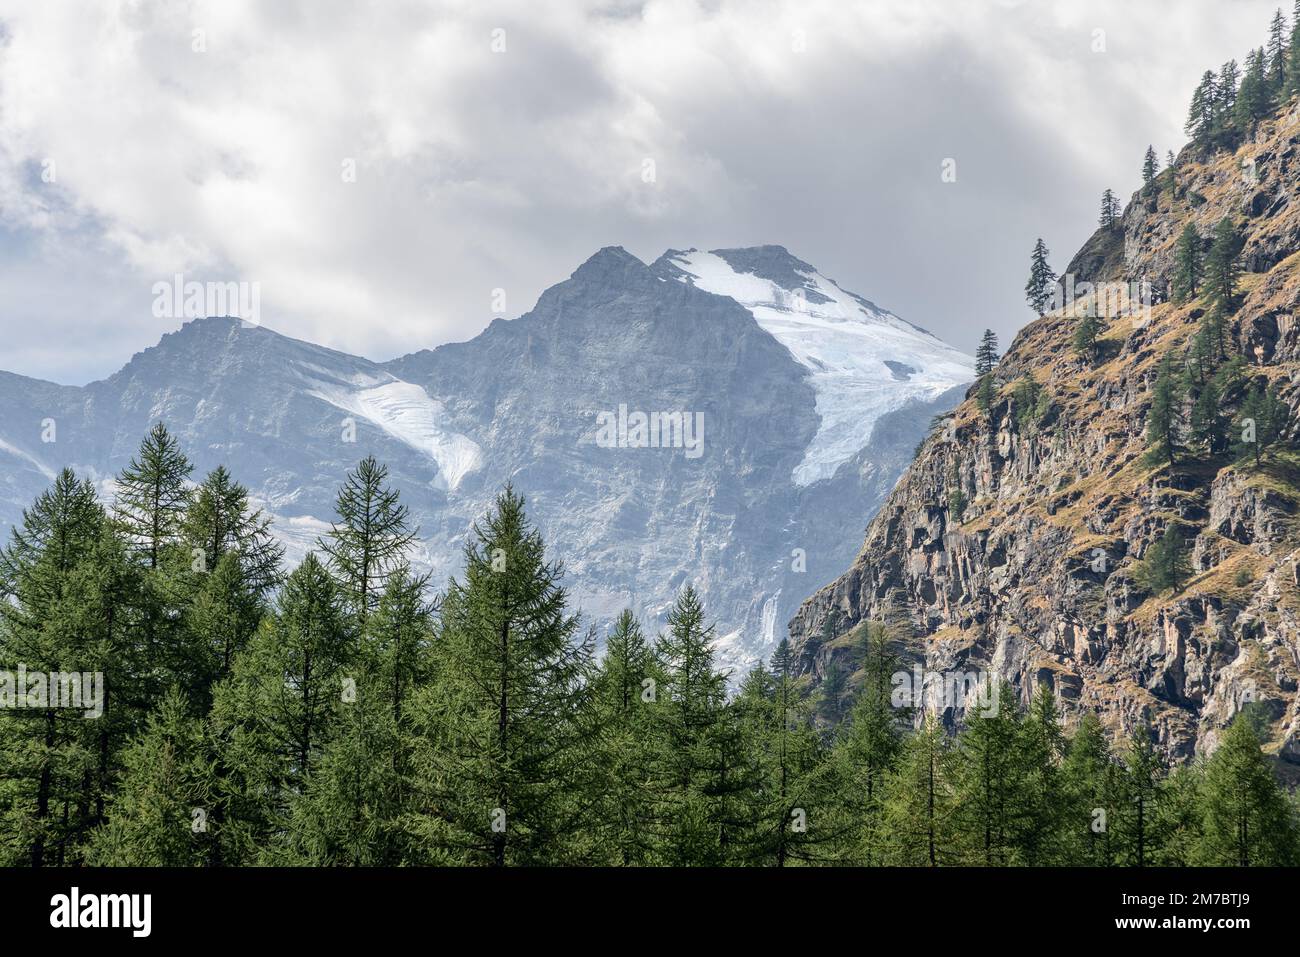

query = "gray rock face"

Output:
[[788, 113, 1300, 766], [0, 245, 971, 675]]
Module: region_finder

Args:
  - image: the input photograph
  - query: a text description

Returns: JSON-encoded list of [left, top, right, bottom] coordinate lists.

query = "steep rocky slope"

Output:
[[789, 106, 1300, 768]]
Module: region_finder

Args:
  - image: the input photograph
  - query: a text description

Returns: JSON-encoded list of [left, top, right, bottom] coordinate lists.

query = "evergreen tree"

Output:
[[1235, 49, 1270, 134], [1234, 378, 1291, 466], [826, 623, 906, 864], [1099, 189, 1121, 230], [1137, 523, 1191, 594], [1185, 71, 1218, 146], [587, 610, 659, 865], [405, 486, 594, 866], [182, 466, 283, 597], [1218, 59, 1241, 120], [1143, 353, 1183, 468], [1189, 372, 1228, 455], [1268, 7, 1289, 94], [1141, 145, 1159, 189], [1204, 217, 1243, 314], [1195, 715, 1299, 865], [0, 470, 144, 867], [113, 422, 193, 571], [1017, 685, 1065, 865], [1024, 238, 1057, 316], [1287, 1, 1300, 96], [1171, 223, 1204, 303], [1072, 312, 1103, 363], [952, 682, 1022, 865], [1115, 723, 1166, 867], [87, 688, 215, 866], [211, 554, 353, 862], [317, 456, 416, 631], [1060, 712, 1118, 866], [734, 641, 827, 866], [881, 716, 954, 865], [646, 584, 739, 865], [974, 329, 1000, 376]]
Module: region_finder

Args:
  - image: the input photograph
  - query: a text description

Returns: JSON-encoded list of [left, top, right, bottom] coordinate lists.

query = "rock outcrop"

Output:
[[790, 108, 1300, 772]]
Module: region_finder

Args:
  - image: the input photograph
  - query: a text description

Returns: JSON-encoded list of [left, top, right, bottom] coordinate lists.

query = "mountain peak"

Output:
[[570, 245, 647, 280]]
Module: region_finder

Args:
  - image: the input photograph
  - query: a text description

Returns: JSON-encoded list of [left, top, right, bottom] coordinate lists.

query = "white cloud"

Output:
[[0, 0, 1287, 383]]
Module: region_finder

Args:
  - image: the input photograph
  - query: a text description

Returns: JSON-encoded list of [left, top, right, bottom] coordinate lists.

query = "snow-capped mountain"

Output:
[[656, 247, 974, 484], [0, 245, 972, 674]]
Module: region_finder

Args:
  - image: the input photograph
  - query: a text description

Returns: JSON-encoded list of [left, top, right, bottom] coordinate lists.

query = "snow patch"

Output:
[[302, 374, 483, 491], [666, 249, 974, 485]]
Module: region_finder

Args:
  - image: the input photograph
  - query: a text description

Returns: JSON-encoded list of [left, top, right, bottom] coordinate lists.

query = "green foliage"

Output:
[[5, 427, 1300, 869], [1233, 378, 1292, 466], [1024, 238, 1056, 316], [1143, 353, 1184, 468], [1136, 523, 1192, 594], [1204, 218, 1243, 314], [1171, 223, 1203, 304], [1099, 188, 1121, 230], [974, 329, 999, 377], [1072, 312, 1103, 362], [1142, 145, 1159, 188], [1195, 715, 1299, 865], [317, 456, 416, 629], [1012, 374, 1050, 433]]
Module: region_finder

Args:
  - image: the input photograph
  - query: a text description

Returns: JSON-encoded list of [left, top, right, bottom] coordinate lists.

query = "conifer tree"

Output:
[[1267, 7, 1289, 94], [1204, 217, 1242, 314], [1017, 685, 1065, 865], [647, 584, 740, 865], [1185, 71, 1218, 146], [1218, 59, 1241, 119], [735, 639, 827, 866], [1171, 223, 1204, 303], [1143, 353, 1183, 468], [317, 456, 416, 631], [1141, 145, 1159, 189], [587, 610, 659, 865], [1024, 238, 1056, 316], [1098, 189, 1121, 230], [1287, 2, 1300, 96], [1235, 49, 1270, 133], [211, 554, 352, 861], [1189, 373, 1228, 455], [952, 682, 1022, 865], [826, 623, 906, 865], [1115, 723, 1166, 867], [1072, 311, 1103, 363], [87, 688, 215, 866], [1234, 378, 1291, 466], [1137, 523, 1191, 594], [405, 486, 594, 866], [183, 466, 283, 597], [1195, 715, 1299, 865], [1060, 712, 1117, 866], [113, 422, 193, 570], [974, 329, 1000, 376], [0, 470, 142, 867], [881, 715, 954, 865]]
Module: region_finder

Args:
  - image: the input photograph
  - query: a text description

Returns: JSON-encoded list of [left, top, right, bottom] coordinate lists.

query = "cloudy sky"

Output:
[[0, 0, 1286, 384]]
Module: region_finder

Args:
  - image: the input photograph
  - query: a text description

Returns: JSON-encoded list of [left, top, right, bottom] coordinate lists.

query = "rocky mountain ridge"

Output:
[[789, 105, 1300, 769], [0, 245, 972, 674]]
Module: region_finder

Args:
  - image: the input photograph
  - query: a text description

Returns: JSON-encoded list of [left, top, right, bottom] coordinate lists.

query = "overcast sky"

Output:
[[0, 0, 1288, 384]]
